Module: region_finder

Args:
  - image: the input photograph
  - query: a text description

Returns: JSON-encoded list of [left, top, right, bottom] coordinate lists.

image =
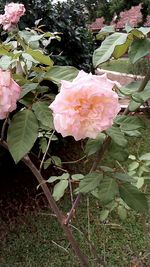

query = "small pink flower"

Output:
[[49, 71, 120, 141], [0, 3, 25, 30], [0, 68, 21, 119]]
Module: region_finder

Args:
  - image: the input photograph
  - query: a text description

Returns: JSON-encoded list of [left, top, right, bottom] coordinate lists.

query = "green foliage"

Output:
[[7, 110, 39, 163], [93, 26, 150, 67], [119, 182, 148, 213]]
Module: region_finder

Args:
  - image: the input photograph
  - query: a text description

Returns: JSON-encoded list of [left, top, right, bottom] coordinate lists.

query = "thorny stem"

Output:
[[0, 140, 89, 267], [64, 137, 111, 226]]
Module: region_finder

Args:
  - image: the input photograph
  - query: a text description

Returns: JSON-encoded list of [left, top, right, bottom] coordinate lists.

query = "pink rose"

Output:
[[0, 68, 21, 119], [49, 71, 120, 141], [0, 3, 25, 30]]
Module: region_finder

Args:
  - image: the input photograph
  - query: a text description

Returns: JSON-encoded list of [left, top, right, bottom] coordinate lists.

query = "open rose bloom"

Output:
[[0, 3, 25, 30], [50, 71, 121, 141], [0, 68, 21, 119]]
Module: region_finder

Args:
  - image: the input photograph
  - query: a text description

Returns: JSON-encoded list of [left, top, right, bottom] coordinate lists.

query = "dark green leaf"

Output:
[[44, 66, 79, 85], [92, 177, 118, 204], [119, 182, 148, 213], [85, 133, 106, 156], [129, 39, 150, 64], [32, 102, 54, 129], [79, 172, 103, 193], [7, 110, 39, 163], [106, 126, 127, 147]]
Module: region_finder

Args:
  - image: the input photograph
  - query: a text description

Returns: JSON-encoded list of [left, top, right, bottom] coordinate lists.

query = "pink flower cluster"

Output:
[[111, 4, 142, 29], [0, 68, 21, 119], [0, 2, 25, 30], [50, 71, 120, 141]]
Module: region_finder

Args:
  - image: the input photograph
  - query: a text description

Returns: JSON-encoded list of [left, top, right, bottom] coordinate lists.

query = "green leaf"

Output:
[[0, 55, 12, 70], [92, 177, 118, 204], [39, 138, 47, 154], [71, 174, 84, 181], [26, 48, 54, 66], [21, 83, 39, 98], [51, 156, 62, 167], [117, 206, 127, 220], [132, 91, 150, 103], [53, 180, 68, 201], [100, 209, 109, 221], [119, 182, 148, 213], [123, 130, 141, 137], [47, 173, 69, 183], [79, 172, 103, 194], [106, 126, 127, 147], [129, 39, 150, 64], [44, 158, 52, 170], [44, 66, 79, 85], [113, 35, 132, 59], [93, 32, 128, 67], [138, 27, 150, 35], [128, 100, 141, 111], [119, 81, 139, 96], [108, 141, 129, 162], [115, 115, 145, 131], [128, 161, 139, 171], [113, 173, 134, 182], [85, 133, 106, 156], [32, 102, 54, 129], [7, 110, 39, 163], [139, 153, 150, 161]]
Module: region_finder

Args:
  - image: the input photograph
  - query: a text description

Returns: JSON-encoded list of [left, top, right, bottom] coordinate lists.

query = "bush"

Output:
[[0, 0, 94, 71]]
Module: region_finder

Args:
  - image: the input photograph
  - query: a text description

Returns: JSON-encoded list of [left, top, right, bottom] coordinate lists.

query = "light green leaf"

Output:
[[119, 182, 148, 213], [79, 172, 103, 194], [53, 180, 68, 201], [47, 173, 69, 183], [117, 206, 127, 220], [85, 133, 106, 156], [129, 39, 150, 64], [128, 161, 139, 171], [123, 130, 141, 137], [71, 174, 84, 181], [113, 35, 132, 59], [51, 156, 62, 167], [92, 177, 118, 204], [26, 48, 54, 66], [100, 209, 109, 221], [132, 91, 150, 103], [136, 177, 144, 189], [139, 153, 150, 161], [0, 55, 12, 70], [7, 109, 39, 163], [106, 126, 127, 147], [138, 27, 150, 35], [93, 32, 128, 67], [119, 81, 139, 96], [44, 66, 79, 85], [32, 102, 54, 129], [128, 100, 141, 111]]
